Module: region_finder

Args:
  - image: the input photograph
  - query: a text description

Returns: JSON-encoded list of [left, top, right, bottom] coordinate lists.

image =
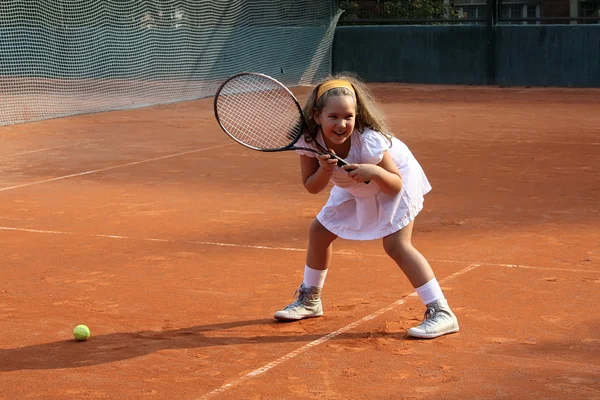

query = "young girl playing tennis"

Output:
[[273, 74, 459, 339]]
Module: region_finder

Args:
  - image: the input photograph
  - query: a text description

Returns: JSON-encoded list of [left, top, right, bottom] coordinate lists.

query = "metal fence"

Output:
[[338, 0, 600, 24], [496, 0, 600, 23], [338, 0, 486, 24]]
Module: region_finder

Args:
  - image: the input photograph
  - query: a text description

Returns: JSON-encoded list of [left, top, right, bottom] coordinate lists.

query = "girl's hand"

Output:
[[341, 163, 380, 183], [317, 152, 338, 173]]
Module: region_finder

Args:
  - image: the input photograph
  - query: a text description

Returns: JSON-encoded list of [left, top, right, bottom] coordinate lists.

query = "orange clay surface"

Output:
[[0, 84, 599, 400]]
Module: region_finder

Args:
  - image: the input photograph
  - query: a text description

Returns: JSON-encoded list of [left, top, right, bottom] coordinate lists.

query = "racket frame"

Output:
[[214, 72, 349, 167]]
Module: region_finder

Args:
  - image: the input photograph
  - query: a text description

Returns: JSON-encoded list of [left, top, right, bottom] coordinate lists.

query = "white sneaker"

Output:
[[274, 284, 323, 321], [407, 298, 459, 339]]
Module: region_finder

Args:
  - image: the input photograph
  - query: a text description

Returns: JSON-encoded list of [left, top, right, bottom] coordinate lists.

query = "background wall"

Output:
[[495, 26, 600, 87], [333, 25, 600, 87]]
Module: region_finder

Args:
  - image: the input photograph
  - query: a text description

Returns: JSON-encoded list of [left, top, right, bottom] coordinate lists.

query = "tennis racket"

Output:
[[213, 72, 350, 168]]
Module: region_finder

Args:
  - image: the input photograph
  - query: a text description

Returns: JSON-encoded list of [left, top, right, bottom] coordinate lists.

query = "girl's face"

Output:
[[314, 95, 356, 147]]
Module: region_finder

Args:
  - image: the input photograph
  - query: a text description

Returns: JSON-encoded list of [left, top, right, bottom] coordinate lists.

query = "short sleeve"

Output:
[[294, 133, 318, 157], [360, 129, 391, 164]]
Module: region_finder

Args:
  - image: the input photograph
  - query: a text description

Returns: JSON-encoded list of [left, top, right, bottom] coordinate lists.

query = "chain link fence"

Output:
[[338, 0, 600, 24], [338, 0, 486, 24]]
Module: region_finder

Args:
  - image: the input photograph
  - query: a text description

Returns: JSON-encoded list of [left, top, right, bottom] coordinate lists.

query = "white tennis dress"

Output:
[[296, 128, 432, 240]]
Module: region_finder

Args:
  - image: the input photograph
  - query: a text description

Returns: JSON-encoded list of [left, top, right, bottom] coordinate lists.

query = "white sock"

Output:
[[415, 277, 445, 305], [303, 265, 328, 288]]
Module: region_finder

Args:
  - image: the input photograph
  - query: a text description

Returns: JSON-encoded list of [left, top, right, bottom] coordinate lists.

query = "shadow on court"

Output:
[[0, 318, 410, 371]]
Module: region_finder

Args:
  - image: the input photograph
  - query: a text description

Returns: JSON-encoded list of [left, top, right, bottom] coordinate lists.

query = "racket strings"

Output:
[[216, 74, 303, 150]]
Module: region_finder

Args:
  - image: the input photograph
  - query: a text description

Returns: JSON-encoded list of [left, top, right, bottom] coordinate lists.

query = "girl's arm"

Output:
[[300, 154, 337, 194], [342, 151, 403, 195]]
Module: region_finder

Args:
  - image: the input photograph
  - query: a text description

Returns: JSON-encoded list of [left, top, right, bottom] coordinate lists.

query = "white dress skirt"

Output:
[[295, 128, 432, 241]]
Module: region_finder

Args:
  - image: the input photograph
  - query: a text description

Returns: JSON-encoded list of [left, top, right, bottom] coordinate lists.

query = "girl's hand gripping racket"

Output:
[[214, 72, 369, 183]]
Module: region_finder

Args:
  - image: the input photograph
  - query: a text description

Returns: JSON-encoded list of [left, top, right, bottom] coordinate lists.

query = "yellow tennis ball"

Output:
[[73, 324, 90, 341]]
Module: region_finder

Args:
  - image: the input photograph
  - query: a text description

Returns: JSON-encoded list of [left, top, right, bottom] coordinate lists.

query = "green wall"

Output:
[[496, 26, 600, 87], [333, 25, 491, 85], [333, 25, 600, 87]]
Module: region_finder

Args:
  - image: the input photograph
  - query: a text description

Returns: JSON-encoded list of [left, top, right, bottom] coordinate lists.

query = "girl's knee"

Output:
[[309, 219, 337, 243], [382, 235, 412, 260]]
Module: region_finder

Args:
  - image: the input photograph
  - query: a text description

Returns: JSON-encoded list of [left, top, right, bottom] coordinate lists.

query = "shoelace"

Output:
[[283, 287, 306, 310], [420, 306, 441, 328]]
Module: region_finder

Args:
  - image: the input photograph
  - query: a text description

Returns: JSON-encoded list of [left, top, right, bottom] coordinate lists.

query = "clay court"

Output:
[[0, 84, 599, 399]]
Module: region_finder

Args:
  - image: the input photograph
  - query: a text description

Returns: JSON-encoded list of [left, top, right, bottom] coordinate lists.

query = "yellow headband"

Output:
[[316, 79, 355, 101]]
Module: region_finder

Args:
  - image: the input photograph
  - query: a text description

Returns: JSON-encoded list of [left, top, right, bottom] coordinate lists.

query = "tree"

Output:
[[339, 0, 456, 23]]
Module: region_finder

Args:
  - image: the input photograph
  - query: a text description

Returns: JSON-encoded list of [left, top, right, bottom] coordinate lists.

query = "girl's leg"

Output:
[[306, 218, 338, 270], [274, 219, 337, 321], [382, 220, 434, 288], [382, 220, 459, 339]]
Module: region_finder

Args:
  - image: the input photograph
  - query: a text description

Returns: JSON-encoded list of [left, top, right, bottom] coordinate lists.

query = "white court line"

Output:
[[0, 226, 595, 274], [0, 143, 233, 192], [0, 140, 104, 158], [197, 264, 479, 400], [0, 226, 306, 253]]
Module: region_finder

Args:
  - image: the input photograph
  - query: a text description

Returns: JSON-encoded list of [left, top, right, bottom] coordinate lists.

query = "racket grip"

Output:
[[331, 155, 371, 185]]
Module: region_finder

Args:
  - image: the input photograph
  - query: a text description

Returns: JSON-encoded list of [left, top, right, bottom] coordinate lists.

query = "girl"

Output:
[[273, 74, 459, 339]]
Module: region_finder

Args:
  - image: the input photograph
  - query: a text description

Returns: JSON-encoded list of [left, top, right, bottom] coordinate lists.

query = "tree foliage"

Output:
[[339, 0, 456, 22]]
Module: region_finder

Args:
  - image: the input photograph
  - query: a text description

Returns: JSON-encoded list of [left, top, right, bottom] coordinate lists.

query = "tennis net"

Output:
[[0, 0, 341, 126]]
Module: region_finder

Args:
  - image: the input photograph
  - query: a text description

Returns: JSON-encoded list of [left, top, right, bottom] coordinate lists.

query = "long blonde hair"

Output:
[[302, 72, 392, 142]]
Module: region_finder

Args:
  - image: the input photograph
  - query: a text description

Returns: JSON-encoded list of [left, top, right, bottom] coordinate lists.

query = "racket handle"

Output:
[[330, 155, 371, 185]]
